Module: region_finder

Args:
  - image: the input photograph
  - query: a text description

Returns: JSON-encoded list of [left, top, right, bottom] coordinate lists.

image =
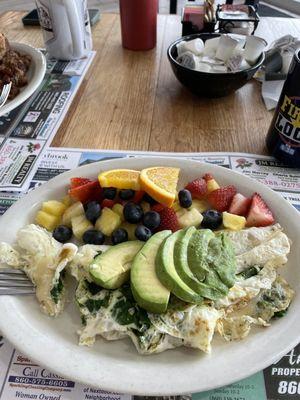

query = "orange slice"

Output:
[[140, 167, 180, 207], [98, 169, 140, 190]]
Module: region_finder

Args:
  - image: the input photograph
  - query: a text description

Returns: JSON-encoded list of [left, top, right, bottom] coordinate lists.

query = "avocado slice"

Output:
[[206, 233, 236, 288], [174, 227, 225, 300], [89, 241, 144, 289], [131, 230, 171, 313], [156, 231, 203, 304], [188, 229, 214, 281]]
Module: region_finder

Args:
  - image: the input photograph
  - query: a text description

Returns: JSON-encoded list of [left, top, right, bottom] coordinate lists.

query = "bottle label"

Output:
[[275, 95, 300, 147]]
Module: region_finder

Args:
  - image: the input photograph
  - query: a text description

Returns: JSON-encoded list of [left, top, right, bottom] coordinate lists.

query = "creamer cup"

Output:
[[215, 35, 239, 62], [244, 36, 267, 65], [203, 37, 220, 56], [184, 38, 205, 56]]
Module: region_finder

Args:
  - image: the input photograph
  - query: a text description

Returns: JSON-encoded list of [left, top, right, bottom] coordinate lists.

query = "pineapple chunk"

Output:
[[119, 222, 137, 241], [172, 201, 181, 212], [71, 215, 93, 240], [95, 208, 121, 236], [42, 200, 67, 217], [62, 195, 73, 207], [207, 179, 220, 193], [35, 211, 60, 231], [140, 201, 151, 213], [112, 204, 124, 221], [192, 199, 210, 213], [223, 212, 246, 231], [176, 207, 203, 229], [62, 202, 85, 227]]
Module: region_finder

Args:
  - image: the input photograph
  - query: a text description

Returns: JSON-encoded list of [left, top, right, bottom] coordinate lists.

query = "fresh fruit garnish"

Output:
[[223, 212, 246, 231], [123, 202, 143, 224], [229, 193, 251, 216], [246, 193, 275, 227], [52, 225, 72, 243], [95, 208, 122, 236], [62, 202, 85, 227], [135, 225, 152, 241], [207, 185, 237, 212], [143, 211, 161, 231], [156, 207, 179, 232], [69, 180, 102, 204], [35, 211, 60, 231], [151, 203, 166, 213], [178, 189, 193, 208], [85, 201, 101, 222], [111, 228, 128, 245], [103, 187, 117, 200], [140, 167, 180, 207], [176, 207, 203, 229], [132, 190, 145, 204], [185, 178, 207, 199], [119, 222, 137, 240], [101, 199, 116, 209], [82, 229, 105, 245], [98, 169, 140, 190], [119, 189, 135, 201], [142, 192, 157, 205], [191, 199, 210, 213], [201, 210, 222, 229], [71, 215, 93, 240], [42, 200, 67, 217], [112, 204, 124, 220], [70, 177, 91, 189], [203, 173, 220, 193]]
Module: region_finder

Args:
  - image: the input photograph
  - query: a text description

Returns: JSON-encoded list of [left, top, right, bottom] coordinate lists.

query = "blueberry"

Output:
[[135, 225, 152, 241], [111, 228, 128, 245], [103, 187, 117, 200], [123, 202, 143, 224], [201, 210, 222, 230], [178, 189, 192, 208], [53, 225, 72, 243], [143, 211, 160, 231], [85, 201, 101, 222], [119, 189, 135, 201], [142, 193, 157, 205], [82, 229, 105, 245]]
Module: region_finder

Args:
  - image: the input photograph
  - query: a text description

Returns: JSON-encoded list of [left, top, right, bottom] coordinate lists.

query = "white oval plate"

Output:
[[0, 42, 46, 117], [0, 157, 299, 395]]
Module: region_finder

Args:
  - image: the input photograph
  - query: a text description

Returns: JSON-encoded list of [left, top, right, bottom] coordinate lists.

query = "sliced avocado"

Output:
[[174, 227, 224, 300], [131, 230, 171, 313], [206, 233, 236, 288], [89, 241, 144, 289], [188, 229, 214, 281], [156, 231, 203, 304]]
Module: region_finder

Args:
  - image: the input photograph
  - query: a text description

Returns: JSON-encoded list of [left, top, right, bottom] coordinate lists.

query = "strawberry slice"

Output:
[[246, 193, 275, 227], [156, 207, 179, 232], [70, 177, 91, 189], [69, 180, 102, 203], [132, 190, 145, 204], [207, 185, 237, 212], [151, 203, 166, 213], [203, 173, 214, 182], [185, 178, 207, 199], [229, 193, 252, 216], [101, 199, 116, 208]]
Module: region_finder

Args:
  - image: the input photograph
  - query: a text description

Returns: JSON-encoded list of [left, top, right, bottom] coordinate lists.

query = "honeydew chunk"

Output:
[[71, 215, 93, 240], [62, 202, 85, 227], [95, 208, 121, 236]]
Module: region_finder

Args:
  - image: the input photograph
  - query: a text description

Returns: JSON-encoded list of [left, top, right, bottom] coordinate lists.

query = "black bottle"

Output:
[[266, 49, 300, 168]]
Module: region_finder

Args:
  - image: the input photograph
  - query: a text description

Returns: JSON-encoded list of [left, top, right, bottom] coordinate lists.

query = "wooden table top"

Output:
[[1, 11, 300, 154]]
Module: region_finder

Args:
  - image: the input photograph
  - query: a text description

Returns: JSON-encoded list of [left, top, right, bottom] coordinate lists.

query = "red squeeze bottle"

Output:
[[119, 0, 158, 51]]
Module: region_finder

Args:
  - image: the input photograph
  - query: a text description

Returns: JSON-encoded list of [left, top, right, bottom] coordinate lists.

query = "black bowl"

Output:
[[167, 33, 265, 98]]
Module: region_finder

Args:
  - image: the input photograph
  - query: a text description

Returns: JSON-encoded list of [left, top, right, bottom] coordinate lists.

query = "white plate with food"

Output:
[[0, 157, 299, 395], [0, 35, 46, 117]]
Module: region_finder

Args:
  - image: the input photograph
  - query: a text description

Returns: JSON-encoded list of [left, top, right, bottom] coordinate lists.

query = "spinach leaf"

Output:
[[112, 285, 150, 331], [85, 279, 103, 295], [239, 266, 261, 280], [50, 278, 64, 304], [84, 295, 110, 313], [273, 309, 288, 318]]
